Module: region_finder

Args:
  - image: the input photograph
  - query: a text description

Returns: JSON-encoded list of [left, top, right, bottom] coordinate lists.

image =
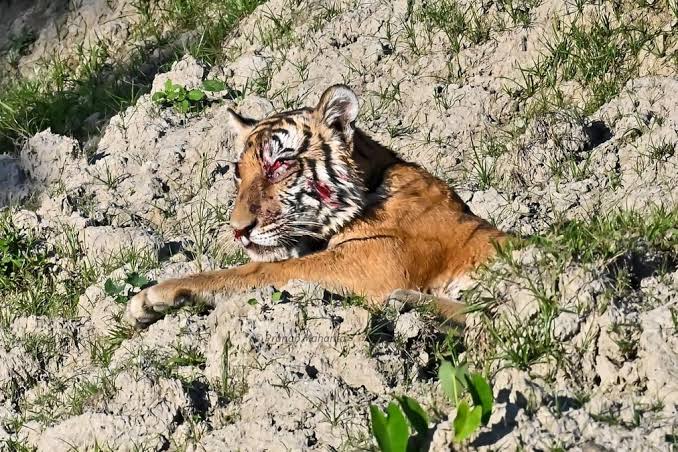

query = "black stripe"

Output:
[[297, 135, 310, 156], [308, 159, 318, 180], [321, 143, 338, 180]]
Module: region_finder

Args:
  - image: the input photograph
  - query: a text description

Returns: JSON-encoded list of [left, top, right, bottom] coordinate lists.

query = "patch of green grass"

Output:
[[0, 213, 88, 323], [671, 307, 678, 335], [0, 214, 50, 292], [90, 323, 137, 367], [645, 138, 676, 162], [486, 304, 562, 372], [0, 211, 155, 324], [21, 373, 117, 425], [463, 207, 677, 374], [417, 0, 493, 55], [528, 207, 677, 265], [465, 135, 499, 190], [133, 0, 266, 64], [2, 29, 37, 66], [0, 42, 146, 153], [507, 2, 677, 115], [164, 343, 207, 370], [256, 7, 296, 50], [0, 0, 265, 153], [496, 0, 541, 28], [0, 439, 36, 452]]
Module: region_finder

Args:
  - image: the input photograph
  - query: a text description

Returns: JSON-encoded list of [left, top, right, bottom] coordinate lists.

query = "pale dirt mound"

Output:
[[1, 0, 677, 450], [0, 0, 139, 74]]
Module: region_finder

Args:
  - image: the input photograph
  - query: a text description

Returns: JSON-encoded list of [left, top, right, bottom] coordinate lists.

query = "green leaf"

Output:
[[187, 89, 205, 101], [384, 402, 409, 452], [466, 373, 494, 425], [453, 401, 482, 442], [397, 396, 429, 436], [370, 405, 389, 452], [164, 79, 173, 91], [177, 99, 190, 113], [104, 278, 123, 296], [151, 91, 166, 103], [439, 361, 467, 405], [271, 291, 283, 302], [166, 89, 178, 101], [370, 403, 410, 452], [370, 405, 391, 452], [247, 298, 258, 306], [202, 79, 226, 92], [125, 272, 150, 288]]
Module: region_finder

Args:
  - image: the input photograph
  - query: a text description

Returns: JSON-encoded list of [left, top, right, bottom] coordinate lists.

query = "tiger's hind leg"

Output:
[[388, 289, 467, 328]]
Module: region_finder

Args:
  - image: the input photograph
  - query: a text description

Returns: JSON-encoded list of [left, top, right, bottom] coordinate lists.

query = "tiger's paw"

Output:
[[125, 282, 191, 329]]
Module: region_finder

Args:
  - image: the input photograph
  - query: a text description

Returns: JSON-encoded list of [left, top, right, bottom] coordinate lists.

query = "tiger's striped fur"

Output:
[[126, 85, 507, 327]]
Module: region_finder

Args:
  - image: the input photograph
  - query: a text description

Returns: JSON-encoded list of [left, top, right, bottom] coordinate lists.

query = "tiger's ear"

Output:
[[316, 85, 359, 133], [226, 108, 258, 150]]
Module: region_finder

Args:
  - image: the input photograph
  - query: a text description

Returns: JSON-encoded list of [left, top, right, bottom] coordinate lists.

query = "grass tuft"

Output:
[[0, 0, 265, 153]]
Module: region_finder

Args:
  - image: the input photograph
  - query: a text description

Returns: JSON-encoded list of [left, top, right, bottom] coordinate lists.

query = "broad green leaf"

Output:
[[397, 396, 429, 436], [164, 79, 173, 90], [466, 373, 494, 425], [202, 79, 226, 92], [247, 298, 258, 306], [166, 90, 178, 101], [370, 405, 389, 452], [439, 361, 460, 405], [271, 291, 283, 302], [151, 91, 166, 103], [370, 403, 410, 452], [453, 401, 482, 442], [385, 402, 409, 452], [104, 278, 123, 296], [126, 272, 150, 288], [187, 89, 206, 101]]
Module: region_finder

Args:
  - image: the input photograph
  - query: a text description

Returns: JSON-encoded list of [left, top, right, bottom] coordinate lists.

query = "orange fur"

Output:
[[126, 86, 506, 328]]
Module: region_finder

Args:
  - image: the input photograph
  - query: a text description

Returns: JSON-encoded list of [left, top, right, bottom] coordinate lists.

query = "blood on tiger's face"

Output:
[[227, 85, 366, 262]]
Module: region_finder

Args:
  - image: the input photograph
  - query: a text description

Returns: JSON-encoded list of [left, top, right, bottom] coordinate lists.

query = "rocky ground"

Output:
[[0, 0, 677, 451]]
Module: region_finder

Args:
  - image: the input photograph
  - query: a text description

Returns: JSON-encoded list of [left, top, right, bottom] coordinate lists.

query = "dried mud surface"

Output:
[[1, 0, 677, 451]]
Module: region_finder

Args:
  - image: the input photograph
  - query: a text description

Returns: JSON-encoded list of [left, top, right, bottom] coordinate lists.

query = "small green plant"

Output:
[[370, 361, 494, 450], [89, 323, 136, 367], [104, 271, 153, 304], [370, 396, 429, 452], [0, 217, 48, 290], [438, 361, 494, 442], [152, 79, 226, 114]]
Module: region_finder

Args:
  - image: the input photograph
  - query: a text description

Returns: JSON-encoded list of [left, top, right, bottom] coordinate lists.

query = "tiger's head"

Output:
[[227, 85, 367, 262]]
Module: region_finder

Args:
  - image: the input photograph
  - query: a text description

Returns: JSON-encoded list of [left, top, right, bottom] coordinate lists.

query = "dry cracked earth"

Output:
[[0, 0, 677, 451]]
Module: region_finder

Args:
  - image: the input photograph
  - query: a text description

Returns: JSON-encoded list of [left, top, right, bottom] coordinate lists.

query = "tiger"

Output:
[[125, 85, 507, 328]]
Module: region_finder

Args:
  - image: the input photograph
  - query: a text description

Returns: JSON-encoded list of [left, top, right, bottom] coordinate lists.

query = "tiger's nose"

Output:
[[232, 220, 256, 240]]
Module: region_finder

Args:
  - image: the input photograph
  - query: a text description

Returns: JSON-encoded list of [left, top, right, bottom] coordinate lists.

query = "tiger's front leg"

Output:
[[125, 261, 297, 327], [125, 240, 412, 328]]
